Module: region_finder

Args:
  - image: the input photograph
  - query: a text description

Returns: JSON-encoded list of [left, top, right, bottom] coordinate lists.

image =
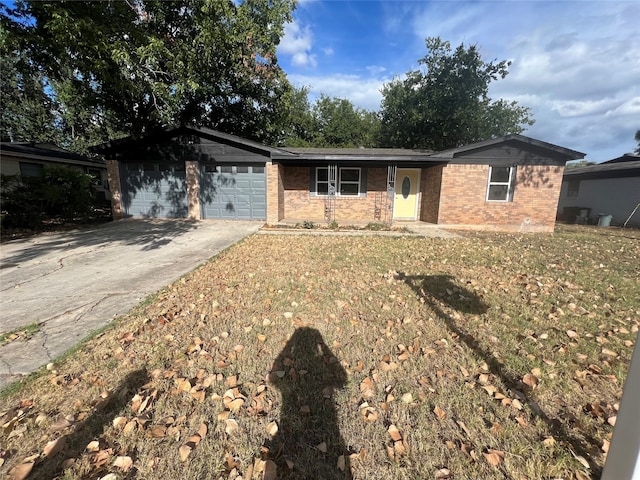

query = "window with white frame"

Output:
[[339, 167, 361, 195], [486, 166, 516, 202], [315, 167, 362, 196], [316, 167, 329, 195]]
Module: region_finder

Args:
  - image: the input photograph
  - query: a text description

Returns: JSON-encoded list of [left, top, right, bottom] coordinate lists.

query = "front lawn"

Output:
[[2, 225, 638, 479]]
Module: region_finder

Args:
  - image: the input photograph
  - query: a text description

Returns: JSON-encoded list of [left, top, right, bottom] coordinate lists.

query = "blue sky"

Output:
[[277, 0, 640, 161]]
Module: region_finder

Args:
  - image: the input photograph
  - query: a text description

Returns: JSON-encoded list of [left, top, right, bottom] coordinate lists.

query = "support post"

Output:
[[106, 159, 123, 220], [185, 160, 200, 220], [601, 340, 640, 479]]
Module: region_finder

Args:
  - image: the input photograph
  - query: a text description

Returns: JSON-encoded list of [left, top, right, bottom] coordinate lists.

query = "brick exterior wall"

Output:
[[185, 160, 200, 219], [438, 164, 564, 231], [419, 165, 443, 223], [106, 159, 123, 220], [279, 166, 390, 223], [277, 163, 285, 221], [266, 161, 284, 224]]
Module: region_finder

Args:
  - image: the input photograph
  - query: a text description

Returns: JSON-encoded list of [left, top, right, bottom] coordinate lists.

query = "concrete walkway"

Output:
[[0, 219, 261, 390]]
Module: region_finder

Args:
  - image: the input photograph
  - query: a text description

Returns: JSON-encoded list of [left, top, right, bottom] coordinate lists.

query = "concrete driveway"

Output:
[[0, 219, 261, 390]]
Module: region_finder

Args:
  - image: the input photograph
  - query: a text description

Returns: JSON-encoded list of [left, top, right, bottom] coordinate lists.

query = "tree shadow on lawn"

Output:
[[26, 368, 149, 480], [0, 219, 200, 265], [401, 273, 602, 476], [267, 327, 352, 479]]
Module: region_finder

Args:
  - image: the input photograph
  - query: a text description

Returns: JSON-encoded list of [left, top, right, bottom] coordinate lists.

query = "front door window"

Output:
[[401, 176, 411, 199]]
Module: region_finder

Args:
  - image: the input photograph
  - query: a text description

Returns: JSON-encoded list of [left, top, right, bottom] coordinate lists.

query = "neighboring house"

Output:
[[0, 142, 111, 204], [94, 126, 585, 232], [557, 153, 640, 227]]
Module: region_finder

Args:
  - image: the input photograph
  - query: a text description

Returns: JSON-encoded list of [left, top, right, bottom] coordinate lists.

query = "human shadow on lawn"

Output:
[[267, 327, 352, 479], [27, 368, 149, 480], [402, 274, 601, 475]]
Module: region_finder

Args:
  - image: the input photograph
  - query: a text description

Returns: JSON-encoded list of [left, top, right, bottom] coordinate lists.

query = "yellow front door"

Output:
[[394, 169, 420, 220]]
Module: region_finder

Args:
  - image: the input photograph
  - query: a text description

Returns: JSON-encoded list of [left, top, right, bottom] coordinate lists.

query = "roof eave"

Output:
[[1, 151, 106, 167], [435, 134, 586, 160], [271, 154, 444, 162], [563, 161, 640, 177], [91, 125, 296, 158]]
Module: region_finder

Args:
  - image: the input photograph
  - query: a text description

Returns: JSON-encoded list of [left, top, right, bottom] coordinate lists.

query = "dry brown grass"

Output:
[[1, 225, 639, 479]]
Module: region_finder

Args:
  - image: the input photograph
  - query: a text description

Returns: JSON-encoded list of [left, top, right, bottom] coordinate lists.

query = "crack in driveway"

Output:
[[0, 219, 261, 390], [0, 247, 105, 292], [0, 357, 12, 374], [36, 292, 131, 328], [39, 327, 53, 362]]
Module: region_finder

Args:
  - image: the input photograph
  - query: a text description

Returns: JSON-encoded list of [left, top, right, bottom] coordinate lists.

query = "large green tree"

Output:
[[282, 93, 380, 148], [0, 24, 60, 144], [279, 86, 316, 147], [310, 95, 379, 148], [379, 37, 533, 151], [635, 129, 640, 154], [2, 0, 296, 150]]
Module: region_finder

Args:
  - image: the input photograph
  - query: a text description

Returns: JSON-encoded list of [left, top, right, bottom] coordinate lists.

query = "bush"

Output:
[[1, 166, 95, 229], [365, 222, 388, 231]]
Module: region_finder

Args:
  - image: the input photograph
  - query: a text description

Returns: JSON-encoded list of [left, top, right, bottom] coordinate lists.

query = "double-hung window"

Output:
[[316, 167, 330, 195], [339, 168, 360, 195], [486, 166, 516, 202], [315, 167, 362, 196]]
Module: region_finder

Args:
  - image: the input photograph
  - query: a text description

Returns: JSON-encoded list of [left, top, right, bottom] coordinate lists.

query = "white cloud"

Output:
[[291, 51, 317, 68], [605, 97, 640, 117], [279, 21, 316, 68], [551, 98, 625, 118], [280, 21, 312, 55], [288, 73, 386, 111], [366, 65, 387, 75], [323, 47, 334, 56]]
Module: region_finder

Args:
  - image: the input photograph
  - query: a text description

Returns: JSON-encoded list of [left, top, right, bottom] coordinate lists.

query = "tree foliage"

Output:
[[2, 3, 536, 154], [565, 160, 596, 169], [635, 129, 640, 154], [310, 95, 379, 148], [280, 86, 316, 147], [0, 25, 60, 144], [283, 93, 380, 148], [379, 37, 534, 151], [1, 0, 296, 150]]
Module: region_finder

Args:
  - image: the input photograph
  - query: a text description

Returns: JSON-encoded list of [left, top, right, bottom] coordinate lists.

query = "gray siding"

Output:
[[558, 176, 640, 226]]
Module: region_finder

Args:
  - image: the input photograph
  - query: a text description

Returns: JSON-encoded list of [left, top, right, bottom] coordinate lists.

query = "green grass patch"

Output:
[[0, 322, 41, 344]]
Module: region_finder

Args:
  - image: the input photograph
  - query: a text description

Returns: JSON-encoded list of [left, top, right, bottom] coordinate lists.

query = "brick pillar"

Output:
[[185, 160, 200, 220], [266, 161, 283, 224], [106, 159, 123, 220]]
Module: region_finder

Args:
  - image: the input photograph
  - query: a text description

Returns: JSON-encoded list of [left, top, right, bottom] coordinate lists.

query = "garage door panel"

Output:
[[120, 163, 188, 218], [201, 164, 267, 220]]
